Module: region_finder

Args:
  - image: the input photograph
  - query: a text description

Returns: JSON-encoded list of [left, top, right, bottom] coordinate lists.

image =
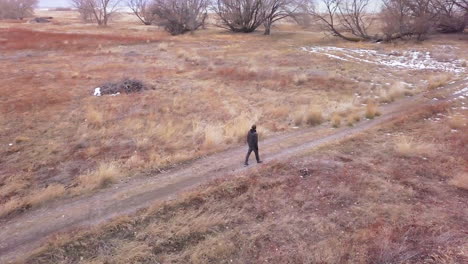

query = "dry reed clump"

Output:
[[379, 82, 410, 103], [427, 74, 452, 90], [331, 113, 341, 128], [292, 110, 305, 126], [305, 106, 324, 126], [85, 106, 104, 127], [292, 73, 308, 86], [203, 124, 224, 149], [76, 162, 123, 192], [27, 184, 66, 207], [393, 136, 435, 157], [0, 199, 25, 218], [448, 113, 467, 130], [224, 115, 256, 143], [157, 42, 169, 52], [347, 112, 361, 126], [365, 102, 381, 119], [449, 172, 468, 190], [14, 136, 30, 143], [265, 105, 289, 120]]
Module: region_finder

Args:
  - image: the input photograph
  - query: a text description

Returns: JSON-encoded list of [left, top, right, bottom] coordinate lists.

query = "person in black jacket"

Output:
[[245, 125, 262, 166]]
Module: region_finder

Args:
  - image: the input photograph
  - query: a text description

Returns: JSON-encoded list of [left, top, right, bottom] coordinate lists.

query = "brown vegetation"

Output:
[[24, 100, 468, 263]]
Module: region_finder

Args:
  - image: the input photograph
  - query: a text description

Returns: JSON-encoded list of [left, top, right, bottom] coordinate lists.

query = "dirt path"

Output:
[[1, 80, 466, 263]]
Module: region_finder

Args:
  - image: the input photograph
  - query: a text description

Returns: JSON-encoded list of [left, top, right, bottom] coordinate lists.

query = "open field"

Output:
[[23, 84, 468, 263], [0, 9, 467, 263]]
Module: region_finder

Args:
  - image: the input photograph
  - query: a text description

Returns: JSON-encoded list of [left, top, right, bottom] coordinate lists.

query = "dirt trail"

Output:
[[0, 80, 466, 263]]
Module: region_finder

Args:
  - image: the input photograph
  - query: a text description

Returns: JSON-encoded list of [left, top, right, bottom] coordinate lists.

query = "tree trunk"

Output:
[[264, 21, 272, 35]]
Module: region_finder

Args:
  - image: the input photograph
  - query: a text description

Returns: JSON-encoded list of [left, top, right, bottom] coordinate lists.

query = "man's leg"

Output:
[[245, 148, 253, 165], [254, 148, 261, 163]]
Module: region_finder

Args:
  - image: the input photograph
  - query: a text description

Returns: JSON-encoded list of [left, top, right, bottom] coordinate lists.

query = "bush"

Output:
[[0, 0, 38, 20], [95, 78, 150, 96], [151, 0, 208, 35]]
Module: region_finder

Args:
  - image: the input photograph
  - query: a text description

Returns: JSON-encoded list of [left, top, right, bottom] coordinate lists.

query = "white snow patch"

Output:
[[94, 87, 101, 96], [454, 87, 468, 97], [301, 46, 465, 73]]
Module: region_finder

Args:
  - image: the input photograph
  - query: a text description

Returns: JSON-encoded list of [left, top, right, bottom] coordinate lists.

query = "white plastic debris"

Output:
[[94, 87, 101, 96]]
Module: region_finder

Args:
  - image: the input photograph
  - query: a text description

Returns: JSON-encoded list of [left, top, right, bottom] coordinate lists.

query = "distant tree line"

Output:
[[309, 0, 467, 42], [0, 0, 38, 20], [1, 0, 464, 41]]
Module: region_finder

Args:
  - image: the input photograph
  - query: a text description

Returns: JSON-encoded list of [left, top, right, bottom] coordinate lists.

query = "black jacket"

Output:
[[247, 129, 258, 149]]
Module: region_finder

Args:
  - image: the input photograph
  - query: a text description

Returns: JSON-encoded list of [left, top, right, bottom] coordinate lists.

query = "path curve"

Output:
[[0, 79, 466, 263]]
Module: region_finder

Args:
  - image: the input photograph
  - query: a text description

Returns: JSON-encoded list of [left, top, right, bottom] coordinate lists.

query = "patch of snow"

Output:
[[302, 46, 465, 74], [454, 87, 468, 97], [94, 87, 101, 96]]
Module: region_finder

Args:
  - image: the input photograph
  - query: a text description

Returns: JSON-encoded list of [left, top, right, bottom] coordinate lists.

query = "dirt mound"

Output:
[[93, 79, 150, 96]]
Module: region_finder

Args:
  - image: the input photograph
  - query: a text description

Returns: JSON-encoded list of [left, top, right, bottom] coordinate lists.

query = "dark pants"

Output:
[[245, 147, 260, 164]]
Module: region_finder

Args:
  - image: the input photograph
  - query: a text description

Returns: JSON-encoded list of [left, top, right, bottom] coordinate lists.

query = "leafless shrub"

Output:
[[431, 0, 466, 33], [127, 0, 154, 25], [381, 0, 466, 39], [97, 78, 149, 95], [307, 0, 376, 42], [214, 0, 266, 33], [262, 0, 309, 35], [151, 0, 208, 35], [0, 0, 38, 20], [70, 0, 121, 26], [381, 0, 436, 40]]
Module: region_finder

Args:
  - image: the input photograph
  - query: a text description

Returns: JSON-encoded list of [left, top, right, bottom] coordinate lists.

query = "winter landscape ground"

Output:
[[0, 8, 467, 264]]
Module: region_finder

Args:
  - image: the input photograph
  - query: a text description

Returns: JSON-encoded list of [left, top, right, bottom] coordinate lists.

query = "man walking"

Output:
[[245, 125, 262, 166]]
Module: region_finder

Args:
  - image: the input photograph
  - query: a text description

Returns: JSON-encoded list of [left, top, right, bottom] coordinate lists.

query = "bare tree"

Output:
[[70, 0, 121, 26], [214, 0, 266, 33], [127, 0, 154, 25], [261, 0, 309, 35], [431, 0, 466, 32], [0, 0, 38, 20], [381, 0, 442, 40], [307, 0, 375, 41], [151, 0, 208, 35]]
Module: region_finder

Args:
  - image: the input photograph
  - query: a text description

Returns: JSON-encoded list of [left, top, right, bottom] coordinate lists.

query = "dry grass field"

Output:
[[24, 93, 468, 263], [0, 9, 467, 262]]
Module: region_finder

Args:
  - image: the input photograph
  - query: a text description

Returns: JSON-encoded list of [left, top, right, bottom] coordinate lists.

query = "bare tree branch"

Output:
[[127, 0, 154, 25]]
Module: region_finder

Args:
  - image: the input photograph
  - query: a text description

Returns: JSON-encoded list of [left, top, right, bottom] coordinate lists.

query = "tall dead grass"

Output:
[[365, 102, 381, 119], [305, 106, 324, 126], [76, 162, 123, 192], [449, 172, 468, 190], [448, 113, 467, 130], [394, 136, 435, 157], [27, 184, 66, 207], [427, 74, 452, 90]]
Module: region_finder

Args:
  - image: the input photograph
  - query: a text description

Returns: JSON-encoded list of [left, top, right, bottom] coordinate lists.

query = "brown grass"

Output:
[[393, 136, 435, 157], [449, 172, 468, 190], [27, 184, 66, 207], [448, 113, 467, 130], [331, 113, 341, 128], [0, 28, 160, 51], [24, 106, 468, 263], [365, 102, 381, 119], [427, 74, 452, 90], [76, 162, 123, 192], [292, 73, 308, 86], [2, 14, 467, 220], [305, 106, 324, 126]]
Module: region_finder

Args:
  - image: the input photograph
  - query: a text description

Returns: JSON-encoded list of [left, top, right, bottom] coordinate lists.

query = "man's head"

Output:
[[251, 124, 256, 130]]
